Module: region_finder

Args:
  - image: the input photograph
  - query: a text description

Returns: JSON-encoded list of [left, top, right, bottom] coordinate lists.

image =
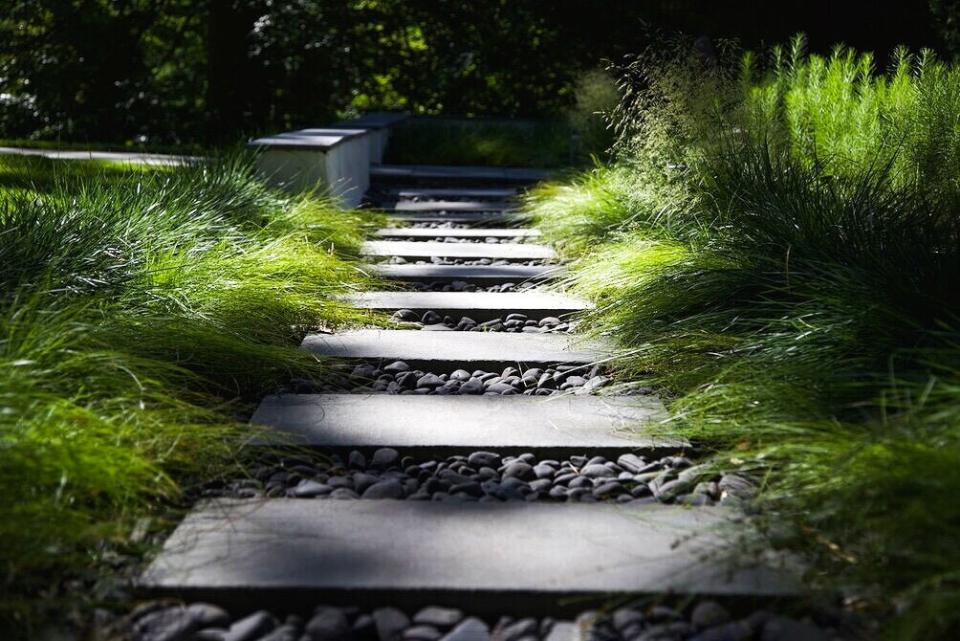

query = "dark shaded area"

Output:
[[0, 0, 956, 145]]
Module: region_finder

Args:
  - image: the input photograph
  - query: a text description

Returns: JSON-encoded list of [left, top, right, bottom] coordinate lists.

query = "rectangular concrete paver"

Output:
[[341, 291, 590, 321], [302, 329, 611, 367], [251, 393, 672, 454], [392, 200, 517, 212], [387, 187, 519, 199], [362, 240, 555, 260], [374, 227, 540, 238], [384, 212, 526, 225], [371, 264, 563, 283], [371, 164, 551, 183], [141, 500, 800, 613]]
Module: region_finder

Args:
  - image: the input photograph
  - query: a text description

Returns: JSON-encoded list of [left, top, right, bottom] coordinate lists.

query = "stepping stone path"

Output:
[[361, 240, 555, 260], [371, 264, 562, 284], [373, 227, 540, 238], [340, 292, 589, 322], [136, 159, 843, 641]]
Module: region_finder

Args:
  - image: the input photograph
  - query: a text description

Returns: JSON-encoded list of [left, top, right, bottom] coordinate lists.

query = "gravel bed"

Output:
[[406, 221, 481, 229], [384, 256, 554, 266], [121, 599, 848, 641], [203, 448, 754, 505], [294, 361, 619, 396], [403, 220, 525, 229], [405, 281, 540, 293], [385, 236, 532, 244], [391, 309, 574, 332]]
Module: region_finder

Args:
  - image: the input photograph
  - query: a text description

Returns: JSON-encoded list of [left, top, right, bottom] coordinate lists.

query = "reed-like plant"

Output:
[[529, 35, 960, 639], [0, 154, 379, 634]]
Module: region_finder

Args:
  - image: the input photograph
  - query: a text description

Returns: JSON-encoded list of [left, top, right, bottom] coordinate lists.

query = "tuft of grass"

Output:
[[528, 36, 960, 639], [0, 153, 380, 636]]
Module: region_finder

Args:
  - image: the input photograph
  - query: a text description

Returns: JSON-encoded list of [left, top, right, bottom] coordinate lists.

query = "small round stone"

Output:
[[383, 360, 411, 373], [306, 607, 351, 641], [372, 448, 400, 468], [501, 461, 535, 481], [581, 464, 616, 479], [391, 309, 419, 322], [691, 601, 731, 629]]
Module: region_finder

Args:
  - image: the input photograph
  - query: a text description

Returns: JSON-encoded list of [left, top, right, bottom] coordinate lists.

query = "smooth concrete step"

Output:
[[361, 241, 555, 260], [302, 329, 610, 369], [371, 164, 551, 184], [371, 263, 563, 284], [250, 393, 671, 455], [386, 187, 519, 199], [391, 200, 517, 212], [384, 212, 526, 225], [374, 227, 540, 238], [341, 291, 590, 321], [141, 500, 799, 614]]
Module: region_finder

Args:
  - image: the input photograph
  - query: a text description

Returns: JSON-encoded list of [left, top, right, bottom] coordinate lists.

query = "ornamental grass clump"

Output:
[[0, 154, 378, 633], [530, 35, 960, 639]]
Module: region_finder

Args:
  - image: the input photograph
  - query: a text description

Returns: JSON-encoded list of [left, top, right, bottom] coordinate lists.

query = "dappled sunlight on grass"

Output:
[[0, 153, 379, 627], [528, 35, 960, 639]]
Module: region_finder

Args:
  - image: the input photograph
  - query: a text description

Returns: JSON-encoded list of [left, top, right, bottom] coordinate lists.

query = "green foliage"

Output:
[[0, 155, 378, 633], [5, 2, 952, 145], [0, 1, 662, 144], [566, 69, 620, 157], [386, 117, 575, 168], [529, 36, 960, 639]]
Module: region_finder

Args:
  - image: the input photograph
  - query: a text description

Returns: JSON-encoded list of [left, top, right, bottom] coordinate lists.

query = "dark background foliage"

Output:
[[1, 0, 957, 145]]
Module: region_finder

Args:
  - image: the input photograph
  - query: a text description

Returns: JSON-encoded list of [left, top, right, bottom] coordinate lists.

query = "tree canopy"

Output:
[[1, 0, 955, 144]]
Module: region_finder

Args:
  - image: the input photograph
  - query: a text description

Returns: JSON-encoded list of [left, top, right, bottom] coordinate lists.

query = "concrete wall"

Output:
[[252, 134, 369, 208], [322, 135, 370, 207], [251, 113, 406, 209]]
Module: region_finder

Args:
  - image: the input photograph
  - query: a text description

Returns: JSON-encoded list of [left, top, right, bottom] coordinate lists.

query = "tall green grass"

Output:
[[0, 155, 379, 635], [529, 36, 960, 639]]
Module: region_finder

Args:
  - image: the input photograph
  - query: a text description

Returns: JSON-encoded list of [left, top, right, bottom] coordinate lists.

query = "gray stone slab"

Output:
[[374, 227, 539, 238], [250, 394, 673, 454], [362, 241, 555, 260], [387, 187, 519, 199], [248, 128, 367, 151], [141, 500, 800, 614], [384, 212, 526, 225], [302, 329, 610, 367], [392, 200, 517, 212], [340, 291, 590, 321], [371, 164, 551, 183], [371, 263, 563, 283]]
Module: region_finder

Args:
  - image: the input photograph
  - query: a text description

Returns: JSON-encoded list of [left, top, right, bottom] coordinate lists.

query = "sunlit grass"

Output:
[[0, 154, 379, 633], [527, 36, 960, 639]]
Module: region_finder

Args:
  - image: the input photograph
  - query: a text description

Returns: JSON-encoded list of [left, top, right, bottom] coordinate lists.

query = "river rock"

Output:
[[440, 618, 490, 641], [305, 607, 351, 641], [413, 607, 464, 629], [372, 448, 400, 468], [373, 608, 410, 641], [223, 611, 276, 641], [690, 601, 731, 629], [363, 480, 405, 499]]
